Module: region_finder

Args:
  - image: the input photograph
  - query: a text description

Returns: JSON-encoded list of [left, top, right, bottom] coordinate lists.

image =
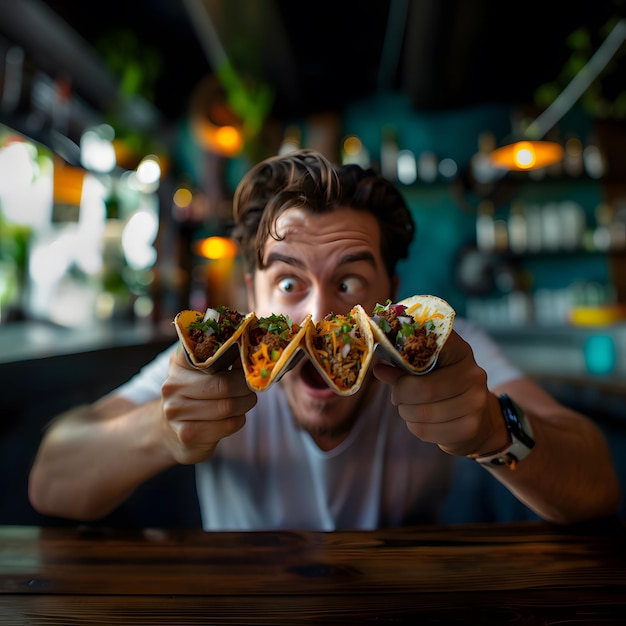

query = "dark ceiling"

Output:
[[7, 0, 626, 126]]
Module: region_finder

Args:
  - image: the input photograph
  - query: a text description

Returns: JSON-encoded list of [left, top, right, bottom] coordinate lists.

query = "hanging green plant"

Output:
[[534, 17, 626, 120], [95, 28, 167, 165], [96, 28, 162, 103]]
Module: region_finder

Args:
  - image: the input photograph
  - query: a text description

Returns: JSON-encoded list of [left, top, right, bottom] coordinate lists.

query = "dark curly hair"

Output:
[[231, 149, 415, 279]]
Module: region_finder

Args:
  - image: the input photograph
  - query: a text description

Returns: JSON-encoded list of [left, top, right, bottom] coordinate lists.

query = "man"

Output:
[[29, 149, 620, 530]]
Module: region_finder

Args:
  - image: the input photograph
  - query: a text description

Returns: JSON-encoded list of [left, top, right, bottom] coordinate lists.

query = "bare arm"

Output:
[[28, 395, 173, 520], [29, 348, 257, 521], [477, 377, 620, 524], [374, 331, 621, 525]]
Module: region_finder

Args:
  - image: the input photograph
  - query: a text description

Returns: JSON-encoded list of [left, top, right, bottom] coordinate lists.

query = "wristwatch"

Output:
[[470, 394, 535, 469]]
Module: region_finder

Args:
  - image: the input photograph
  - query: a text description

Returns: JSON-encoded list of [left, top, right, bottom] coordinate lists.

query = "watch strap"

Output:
[[469, 394, 535, 469]]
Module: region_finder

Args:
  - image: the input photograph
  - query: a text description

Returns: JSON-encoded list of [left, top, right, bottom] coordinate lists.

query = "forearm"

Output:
[[28, 398, 175, 521], [483, 401, 621, 524]]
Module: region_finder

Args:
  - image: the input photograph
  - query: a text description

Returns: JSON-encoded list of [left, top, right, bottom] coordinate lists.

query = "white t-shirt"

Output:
[[116, 319, 522, 530]]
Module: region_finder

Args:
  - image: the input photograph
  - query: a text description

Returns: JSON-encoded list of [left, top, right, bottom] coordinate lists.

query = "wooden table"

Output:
[[1, 520, 625, 624]]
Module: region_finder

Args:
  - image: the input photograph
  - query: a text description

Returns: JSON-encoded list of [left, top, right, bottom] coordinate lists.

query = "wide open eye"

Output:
[[278, 277, 301, 294], [338, 276, 364, 295]]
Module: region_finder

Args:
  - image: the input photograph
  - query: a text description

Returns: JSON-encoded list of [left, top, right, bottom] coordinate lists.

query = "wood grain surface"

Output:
[[1, 520, 625, 624]]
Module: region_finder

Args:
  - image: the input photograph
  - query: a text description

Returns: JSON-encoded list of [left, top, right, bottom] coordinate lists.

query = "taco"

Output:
[[367, 295, 455, 374], [241, 313, 311, 391], [174, 306, 253, 371], [305, 305, 375, 396]]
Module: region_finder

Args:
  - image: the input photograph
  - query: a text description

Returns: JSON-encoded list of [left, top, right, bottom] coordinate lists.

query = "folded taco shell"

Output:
[[174, 307, 254, 372], [367, 295, 455, 374], [305, 305, 375, 396], [241, 313, 312, 391]]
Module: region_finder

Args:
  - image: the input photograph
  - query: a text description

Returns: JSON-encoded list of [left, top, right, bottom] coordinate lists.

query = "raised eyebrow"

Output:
[[265, 251, 377, 270], [338, 251, 377, 268], [264, 252, 305, 269]]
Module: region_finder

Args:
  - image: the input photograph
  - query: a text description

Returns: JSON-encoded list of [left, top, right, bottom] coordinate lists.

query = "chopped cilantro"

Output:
[[258, 313, 296, 340]]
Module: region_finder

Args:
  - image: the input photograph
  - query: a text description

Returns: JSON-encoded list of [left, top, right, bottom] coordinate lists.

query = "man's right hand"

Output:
[[161, 346, 258, 465]]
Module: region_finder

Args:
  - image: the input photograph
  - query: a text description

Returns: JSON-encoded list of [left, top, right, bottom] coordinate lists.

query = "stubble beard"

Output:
[[283, 371, 376, 442]]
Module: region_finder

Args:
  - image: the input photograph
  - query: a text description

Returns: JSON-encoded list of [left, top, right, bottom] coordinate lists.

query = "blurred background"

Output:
[[2, 0, 626, 329], [1, 0, 625, 526]]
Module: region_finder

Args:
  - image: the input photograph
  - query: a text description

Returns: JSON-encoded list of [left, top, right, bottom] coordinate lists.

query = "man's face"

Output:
[[248, 207, 394, 447]]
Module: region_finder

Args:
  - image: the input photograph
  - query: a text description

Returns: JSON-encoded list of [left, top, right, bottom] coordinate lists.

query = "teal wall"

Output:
[[342, 92, 513, 170], [343, 94, 513, 312], [342, 93, 608, 315], [398, 186, 475, 312], [219, 92, 610, 316]]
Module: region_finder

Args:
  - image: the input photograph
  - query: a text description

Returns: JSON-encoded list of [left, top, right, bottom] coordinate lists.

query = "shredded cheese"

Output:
[[246, 341, 285, 389], [406, 302, 443, 327]]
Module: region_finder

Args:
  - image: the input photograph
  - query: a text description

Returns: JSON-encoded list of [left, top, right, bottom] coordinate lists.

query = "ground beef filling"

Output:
[[378, 307, 439, 369], [187, 308, 245, 361], [312, 319, 364, 389], [248, 326, 290, 355], [402, 329, 439, 369]]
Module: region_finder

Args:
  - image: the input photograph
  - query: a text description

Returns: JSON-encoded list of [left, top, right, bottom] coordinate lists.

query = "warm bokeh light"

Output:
[[189, 75, 246, 157], [195, 236, 239, 260], [516, 146, 535, 168], [173, 186, 193, 208], [341, 134, 370, 167], [215, 126, 242, 153], [489, 141, 564, 171], [53, 163, 86, 205], [192, 119, 244, 157], [343, 135, 362, 155]]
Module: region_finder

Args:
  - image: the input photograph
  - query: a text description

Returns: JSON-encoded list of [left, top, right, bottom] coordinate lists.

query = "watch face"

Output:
[[501, 395, 535, 450]]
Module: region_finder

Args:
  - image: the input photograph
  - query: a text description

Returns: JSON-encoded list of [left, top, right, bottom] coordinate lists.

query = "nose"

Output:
[[307, 287, 347, 322]]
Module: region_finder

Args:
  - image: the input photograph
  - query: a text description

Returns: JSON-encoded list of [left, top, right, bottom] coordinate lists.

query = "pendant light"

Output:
[[489, 141, 564, 171], [489, 18, 626, 171]]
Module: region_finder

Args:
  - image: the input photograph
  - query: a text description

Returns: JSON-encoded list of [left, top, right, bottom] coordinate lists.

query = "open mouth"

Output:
[[300, 359, 331, 390]]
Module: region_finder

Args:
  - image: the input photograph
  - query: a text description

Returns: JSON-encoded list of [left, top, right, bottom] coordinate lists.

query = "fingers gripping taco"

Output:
[[305, 305, 374, 396], [241, 313, 311, 391], [368, 295, 455, 374], [174, 306, 253, 371]]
